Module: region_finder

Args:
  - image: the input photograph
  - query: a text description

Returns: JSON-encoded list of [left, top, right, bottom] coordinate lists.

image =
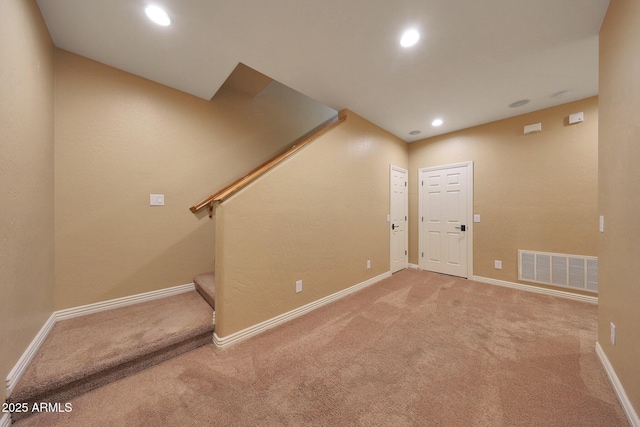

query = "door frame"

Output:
[[418, 161, 474, 278], [390, 165, 408, 273]]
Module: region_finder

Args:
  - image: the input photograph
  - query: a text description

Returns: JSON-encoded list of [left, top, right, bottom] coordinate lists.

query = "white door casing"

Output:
[[418, 162, 473, 278], [390, 165, 408, 273]]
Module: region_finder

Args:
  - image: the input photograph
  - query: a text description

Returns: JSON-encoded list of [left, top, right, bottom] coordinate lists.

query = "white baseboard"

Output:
[[55, 283, 195, 321], [596, 342, 640, 427], [5, 312, 56, 396], [6, 282, 195, 398], [471, 275, 598, 304], [214, 271, 392, 349], [1, 413, 11, 427], [408, 263, 419, 270]]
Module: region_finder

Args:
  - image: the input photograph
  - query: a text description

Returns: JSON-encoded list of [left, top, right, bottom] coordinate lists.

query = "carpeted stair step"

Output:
[[193, 271, 215, 310], [7, 290, 214, 422]]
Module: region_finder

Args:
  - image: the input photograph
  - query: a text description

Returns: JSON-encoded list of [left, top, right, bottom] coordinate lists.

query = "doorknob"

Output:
[[392, 223, 400, 230], [454, 225, 466, 231]]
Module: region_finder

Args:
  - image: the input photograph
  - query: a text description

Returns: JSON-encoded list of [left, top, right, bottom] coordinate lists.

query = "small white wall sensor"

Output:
[[569, 112, 584, 124]]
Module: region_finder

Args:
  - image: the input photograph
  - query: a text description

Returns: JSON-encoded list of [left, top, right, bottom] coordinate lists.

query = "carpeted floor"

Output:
[[14, 270, 628, 426], [9, 290, 214, 419]]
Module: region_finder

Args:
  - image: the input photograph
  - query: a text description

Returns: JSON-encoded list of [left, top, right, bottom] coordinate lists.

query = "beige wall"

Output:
[[53, 50, 333, 310], [4, 2, 629, 414], [598, 0, 640, 415], [215, 111, 409, 337], [409, 97, 599, 291], [0, 0, 55, 403]]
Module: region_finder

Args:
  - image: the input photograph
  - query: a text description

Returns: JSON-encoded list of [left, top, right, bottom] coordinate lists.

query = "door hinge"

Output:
[[421, 252, 424, 257], [421, 217, 424, 222], [405, 181, 407, 187], [405, 216, 407, 221], [405, 250, 408, 255]]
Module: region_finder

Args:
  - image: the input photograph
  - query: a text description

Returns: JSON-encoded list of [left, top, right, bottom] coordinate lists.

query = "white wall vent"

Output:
[[518, 250, 597, 293], [523, 122, 542, 134]]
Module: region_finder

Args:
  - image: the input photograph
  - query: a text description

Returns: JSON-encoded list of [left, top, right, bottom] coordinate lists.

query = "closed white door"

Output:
[[390, 165, 408, 273], [419, 162, 473, 278]]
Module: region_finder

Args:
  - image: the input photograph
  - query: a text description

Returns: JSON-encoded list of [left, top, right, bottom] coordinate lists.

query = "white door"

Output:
[[419, 162, 473, 278], [390, 165, 408, 273]]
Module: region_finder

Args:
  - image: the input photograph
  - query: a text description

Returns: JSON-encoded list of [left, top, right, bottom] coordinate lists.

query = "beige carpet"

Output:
[[194, 272, 215, 310], [9, 290, 214, 421], [15, 270, 628, 426]]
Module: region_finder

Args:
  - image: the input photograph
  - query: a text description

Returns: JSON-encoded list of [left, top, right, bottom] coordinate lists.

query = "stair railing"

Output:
[[190, 110, 348, 217]]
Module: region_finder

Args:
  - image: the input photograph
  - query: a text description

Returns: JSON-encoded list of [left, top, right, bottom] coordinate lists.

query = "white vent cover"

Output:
[[524, 123, 542, 134], [518, 250, 597, 293]]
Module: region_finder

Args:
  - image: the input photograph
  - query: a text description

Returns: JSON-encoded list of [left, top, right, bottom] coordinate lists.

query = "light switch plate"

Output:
[[474, 214, 480, 223], [150, 194, 164, 206]]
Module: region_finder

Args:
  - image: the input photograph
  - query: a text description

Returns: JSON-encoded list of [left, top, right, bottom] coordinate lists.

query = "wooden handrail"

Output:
[[190, 109, 348, 216]]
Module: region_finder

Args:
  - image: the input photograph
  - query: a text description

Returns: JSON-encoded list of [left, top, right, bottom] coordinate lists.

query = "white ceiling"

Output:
[[36, 0, 610, 142]]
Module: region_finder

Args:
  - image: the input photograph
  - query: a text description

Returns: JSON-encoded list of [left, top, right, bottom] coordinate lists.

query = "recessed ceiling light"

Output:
[[145, 5, 171, 26], [400, 29, 420, 48], [409, 130, 421, 136], [552, 90, 572, 98], [431, 119, 443, 127], [509, 99, 530, 108]]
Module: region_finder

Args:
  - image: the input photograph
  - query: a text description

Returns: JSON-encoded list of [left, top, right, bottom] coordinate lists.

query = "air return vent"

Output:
[[518, 250, 598, 293]]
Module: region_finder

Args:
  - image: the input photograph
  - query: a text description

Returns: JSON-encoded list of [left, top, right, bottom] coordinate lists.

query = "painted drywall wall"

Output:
[[215, 111, 409, 337], [54, 50, 335, 310], [409, 97, 599, 292], [0, 0, 55, 403], [598, 0, 640, 415]]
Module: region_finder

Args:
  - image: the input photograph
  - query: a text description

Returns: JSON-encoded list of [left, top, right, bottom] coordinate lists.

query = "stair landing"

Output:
[[7, 290, 214, 421]]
